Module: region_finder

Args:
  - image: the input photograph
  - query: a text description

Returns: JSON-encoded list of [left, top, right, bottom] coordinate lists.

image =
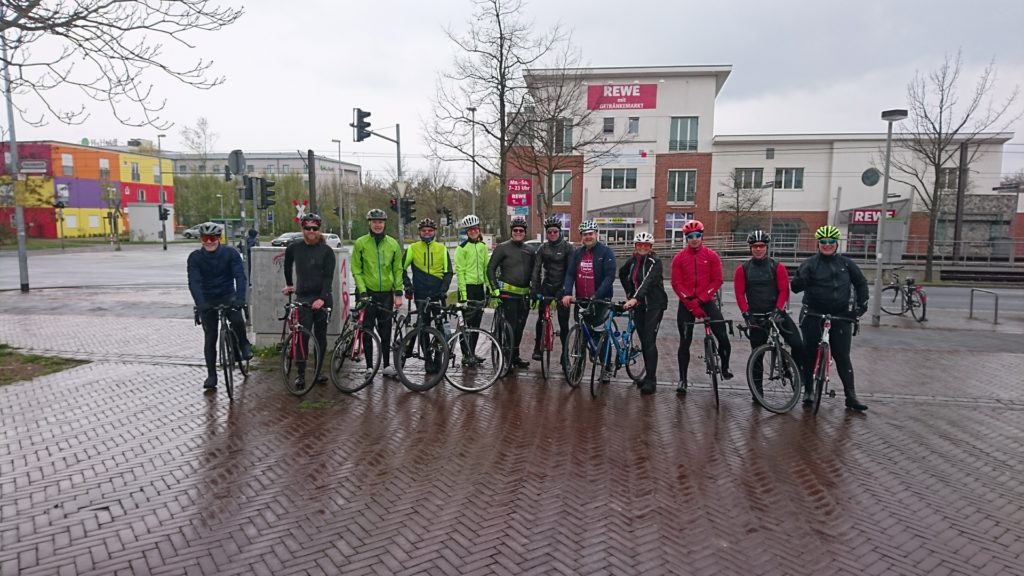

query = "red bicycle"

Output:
[[329, 295, 387, 393], [535, 295, 560, 380]]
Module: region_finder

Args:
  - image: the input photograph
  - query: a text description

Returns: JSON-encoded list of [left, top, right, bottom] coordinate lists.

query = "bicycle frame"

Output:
[[597, 305, 637, 370]]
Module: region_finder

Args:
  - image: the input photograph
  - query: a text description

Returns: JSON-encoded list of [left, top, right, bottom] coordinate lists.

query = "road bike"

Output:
[[686, 316, 734, 408], [490, 292, 528, 378], [392, 297, 450, 392], [738, 312, 801, 413], [277, 295, 330, 396], [201, 304, 249, 401], [562, 298, 612, 389], [805, 312, 859, 415], [534, 295, 561, 380], [329, 295, 385, 394], [589, 302, 646, 398], [437, 300, 503, 392], [880, 266, 927, 322]]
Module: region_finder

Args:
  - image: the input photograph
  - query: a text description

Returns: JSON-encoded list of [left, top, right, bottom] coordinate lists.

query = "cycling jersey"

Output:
[[455, 238, 490, 300], [352, 232, 403, 294]]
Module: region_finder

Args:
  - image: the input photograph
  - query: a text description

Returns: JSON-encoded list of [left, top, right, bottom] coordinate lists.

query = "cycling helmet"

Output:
[[634, 232, 655, 244], [418, 217, 437, 229], [197, 222, 223, 236], [460, 214, 481, 229], [682, 219, 704, 235], [366, 208, 388, 221], [746, 230, 772, 245], [301, 213, 322, 226], [509, 216, 528, 230], [542, 216, 562, 229], [815, 225, 841, 240], [578, 220, 598, 234]]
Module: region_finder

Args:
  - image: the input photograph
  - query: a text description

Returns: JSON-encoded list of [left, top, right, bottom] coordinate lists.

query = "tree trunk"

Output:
[[924, 203, 940, 282]]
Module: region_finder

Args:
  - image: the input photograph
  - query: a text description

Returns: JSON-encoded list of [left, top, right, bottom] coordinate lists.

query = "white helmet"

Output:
[[460, 214, 481, 228], [634, 232, 655, 244], [197, 222, 223, 236]]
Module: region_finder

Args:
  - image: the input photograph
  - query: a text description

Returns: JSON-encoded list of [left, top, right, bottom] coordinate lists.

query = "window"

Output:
[[734, 168, 764, 189], [939, 167, 958, 190], [550, 171, 572, 203], [554, 118, 573, 153], [603, 117, 615, 135], [628, 117, 639, 135], [266, 164, 274, 174], [62, 153, 74, 176], [130, 162, 140, 182], [66, 215, 78, 229], [552, 212, 571, 239], [99, 158, 110, 180], [669, 117, 698, 151], [153, 163, 162, 184], [197, 164, 206, 174], [88, 215, 100, 229], [774, 167, 804, 190], [246, 164, 254, 173], [137, 189, 145, 202], [665, 212, 695, 244], [667, 170, 696, 203], [178, 164, 188, 174], [766, 147, 775, 160], [600, 168, 637, 190], [282, 164, 291, 174]]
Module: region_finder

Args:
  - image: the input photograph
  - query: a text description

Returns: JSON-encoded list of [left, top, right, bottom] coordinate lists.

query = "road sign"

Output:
[[512, 206, 529, 216], [227, 150, 246, 176], [507, 178, 532, 194], [861, 168, 881, 187], [267, 212, 274, 223]]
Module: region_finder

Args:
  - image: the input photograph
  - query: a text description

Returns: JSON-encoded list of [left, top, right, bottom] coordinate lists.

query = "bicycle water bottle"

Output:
[[441, 319, 452, 341]]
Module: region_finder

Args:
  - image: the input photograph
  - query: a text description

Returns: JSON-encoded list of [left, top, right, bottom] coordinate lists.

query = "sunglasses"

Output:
[[635, 242, 652, 248], [685, 232, 703, 239], [751, 243, 768, 249], [511, 228, 526, 233], [200, 234, 219, 242], [303, 226, 320, 232], [818, 238, 838, 245], [546, 229, 561, 234]]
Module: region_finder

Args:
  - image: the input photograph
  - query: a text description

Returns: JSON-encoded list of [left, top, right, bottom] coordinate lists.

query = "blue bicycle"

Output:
[[563, 299, 645, 396]]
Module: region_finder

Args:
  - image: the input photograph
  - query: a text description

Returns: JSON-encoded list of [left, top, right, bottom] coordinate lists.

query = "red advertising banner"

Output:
[[507, 178, 532, 206], [587, 84, 658, 110], [851, 209, 896, 223]]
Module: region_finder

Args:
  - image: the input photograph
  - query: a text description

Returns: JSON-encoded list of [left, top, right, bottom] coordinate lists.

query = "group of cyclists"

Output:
[[187, 205, 870, 411]]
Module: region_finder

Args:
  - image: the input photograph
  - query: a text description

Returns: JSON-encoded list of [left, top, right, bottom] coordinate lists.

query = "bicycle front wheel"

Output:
[[624, 330, 646, 382], [747, 344, 800, 414], [909, 290, 926, 322], [705, 336, 719, 407], [282, 328, 321, 397], [564, 325, 586, 388], [590, 333, 611, 398], [538, 316, 551, 380], [394, 325, 449, 392], [220, 326, 235, 401], [492, 314, 513, 378], [445, 328, 502, 392], [879, 286, 902, 315], [812, 343, 830, 415], [331, 329, 381, 393]]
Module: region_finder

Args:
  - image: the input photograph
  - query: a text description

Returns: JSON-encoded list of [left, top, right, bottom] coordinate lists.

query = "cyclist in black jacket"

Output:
[[282, 214, 336, 391], [487, 216, 535, 369], [791, 225, 869, 411], [618, 232, 667, 395], [531, 216, 573, 364]]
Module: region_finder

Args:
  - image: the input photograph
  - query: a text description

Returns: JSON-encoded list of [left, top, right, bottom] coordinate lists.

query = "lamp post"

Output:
[[762, 180, 777, 237], [713, 191, 726, 239], [331, 138, 345, 240], [467, 105, 477, 215], [157, 133, 168, 251], [870, 108, 908, 328], [216, 193, 224, 223]]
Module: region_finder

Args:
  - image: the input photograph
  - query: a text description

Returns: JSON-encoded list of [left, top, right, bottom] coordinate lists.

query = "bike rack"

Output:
[[968, 288, 999, 324]]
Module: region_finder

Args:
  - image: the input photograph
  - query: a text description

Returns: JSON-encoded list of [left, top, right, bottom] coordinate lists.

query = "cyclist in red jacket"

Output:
[[670, 219, 732, 394]]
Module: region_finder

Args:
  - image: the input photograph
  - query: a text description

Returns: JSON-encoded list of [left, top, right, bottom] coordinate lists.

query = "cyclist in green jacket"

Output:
[[454, 214, 490, 360], [351, 208, 404, 378], [402, 217, 454, 374]]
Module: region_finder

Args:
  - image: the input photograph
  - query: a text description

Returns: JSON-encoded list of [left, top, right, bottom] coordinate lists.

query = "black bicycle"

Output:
[[204, 304, 249, 401], [438, 300, 503, 392], [739, 312, 801, 413], [687, 316, 733, 408], [880, 266, 927, 322], [393, 298, 450, 392], [490, 292, 528, 378]]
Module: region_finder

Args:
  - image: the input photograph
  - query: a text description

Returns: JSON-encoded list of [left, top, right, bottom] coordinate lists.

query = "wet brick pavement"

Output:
[[2, 287, 1024, 575]]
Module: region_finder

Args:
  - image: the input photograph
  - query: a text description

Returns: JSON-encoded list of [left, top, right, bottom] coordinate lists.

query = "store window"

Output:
[[550, 171, 572, 203], [669, 117, 698, 151], [667, 170, 696, 203], [665, 211, 695, 244], [600, 168, 637, 190], [774, 168, 804, 190], [734, 168, 764, 189]]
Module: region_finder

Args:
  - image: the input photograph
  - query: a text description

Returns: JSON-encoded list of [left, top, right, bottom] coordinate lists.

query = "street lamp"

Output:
[[331, 138, 346, 240], [467, 105, 477, 215], [762, 180, 777, 237], [713, 191, 726, 239], [157, 133, 168, 251], [870, 108, 908, 328]]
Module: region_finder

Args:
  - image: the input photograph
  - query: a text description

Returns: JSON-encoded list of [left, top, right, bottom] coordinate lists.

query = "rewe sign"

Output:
[[587, 84, 657, 110], [507, 178, 532, 206], [851, 209, 896, 223]]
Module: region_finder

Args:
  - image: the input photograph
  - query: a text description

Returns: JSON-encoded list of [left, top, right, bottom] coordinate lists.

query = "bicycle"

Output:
[[685, 316, 734, 408], [880, 266, 927, 322], [277, 295, 331, 396], [328, 295, 386, 394], [534, 295, 561, 381], [804, 312, 859, 415], [490, 292, 528, 378], [562, 298, 612, 389], [199, 304, 249, 401], [437, 300, 503, 392], [589, 302, 646, 398], [392, 297, 450, 392], [738, 312, 801, 413]]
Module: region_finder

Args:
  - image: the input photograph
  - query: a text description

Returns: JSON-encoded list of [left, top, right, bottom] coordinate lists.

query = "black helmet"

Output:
[[418, 217, 437, 230], [301, 213, 322, 227], [542, 216, 561, 229], [510, 216, 528, 230], [366, 208, 388, 221], [746, 230, 772, 245]]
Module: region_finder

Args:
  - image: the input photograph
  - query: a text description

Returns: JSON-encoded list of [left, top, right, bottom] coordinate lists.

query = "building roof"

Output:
[[714, 132, 1015, 144], [525, 64, 732, 95]]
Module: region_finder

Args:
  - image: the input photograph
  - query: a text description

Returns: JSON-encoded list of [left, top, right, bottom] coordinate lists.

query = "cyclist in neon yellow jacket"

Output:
[[351, 208, 404, 378], [454, 214, 490, 361], [402, 218, 454, 374]]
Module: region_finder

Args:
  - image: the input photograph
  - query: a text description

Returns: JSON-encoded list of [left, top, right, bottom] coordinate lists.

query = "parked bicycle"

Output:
[[685, 316, 734, 408], [329, 295, 386, 394], [805, 312, 859, 415], [392, 298, 450, 392], [738, 312, 801, 413], [277, 295, 330, 396], [436, 300, 503, 392], [588, 302, 646, 399], [880, 266, 927, 322], [563, 298, 612, 389], [200, 304, 249, 401], [490, 293, 528, 378]]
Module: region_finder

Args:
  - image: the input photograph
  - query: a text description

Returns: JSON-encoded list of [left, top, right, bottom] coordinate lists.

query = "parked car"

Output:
[[270, 232, 303, 247], [524, 239, 542, 253], [181, 225, 202, 239], [323, 233, 341, 248]]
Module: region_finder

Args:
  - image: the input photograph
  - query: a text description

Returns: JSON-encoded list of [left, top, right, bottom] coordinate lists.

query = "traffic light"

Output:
[[243, 175, 254, 200], [224, 165, 232, 182], [401, 197, 416, 226], [54, 200, 66, 210], [351, 108, 372, 142], [158, 205, 170, 221], [332, 206, 340, 217], [260, 179, 276, 209], [389, 197, 398, 212]]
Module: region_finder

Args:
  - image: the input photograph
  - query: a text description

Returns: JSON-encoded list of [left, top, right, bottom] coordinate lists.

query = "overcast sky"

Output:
[[13, 0, 1024, 184]]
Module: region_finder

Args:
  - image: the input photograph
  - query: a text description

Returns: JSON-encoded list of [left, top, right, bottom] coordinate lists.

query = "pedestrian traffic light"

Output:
[[243, 175, 254, 200], [260, 179, 276, 209], [389, 197, 398, 212], [158, 204, 170, 221], [224, 165, 232, 182], [401, 197, 416, 226], [351, 108, 372, 142]]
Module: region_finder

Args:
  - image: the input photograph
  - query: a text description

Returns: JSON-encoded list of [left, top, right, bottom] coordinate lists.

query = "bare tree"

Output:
[[179, 117, 219, 165], [716, 171, 770, 239], [0, 1, 243, 129], [425, 0, 564, 235], [888, 51, 1021, 280], [1001, 169, 1024, 188]]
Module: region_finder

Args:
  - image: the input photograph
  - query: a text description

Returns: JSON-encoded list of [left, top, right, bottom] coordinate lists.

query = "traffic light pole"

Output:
[[366, 124, 404, 248]]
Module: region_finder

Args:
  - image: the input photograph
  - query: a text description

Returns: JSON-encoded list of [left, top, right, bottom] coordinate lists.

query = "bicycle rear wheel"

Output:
[[394, 325, 449, 392], [705, 336, 719, 407], [282, 328, 321, 396], [564, 325, 586, 388], [624, 330, 646, 382], [812, 343, 829, 415], [909, 290, 926, 322], [445, 328, 502, 392], [331, 328, 381, 393], [590, 333, 611, 398], [220, 325, 235, 401], [879, 286, 902, 315], [747, 344, 800, 413], [538, 315, 551, 380]]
